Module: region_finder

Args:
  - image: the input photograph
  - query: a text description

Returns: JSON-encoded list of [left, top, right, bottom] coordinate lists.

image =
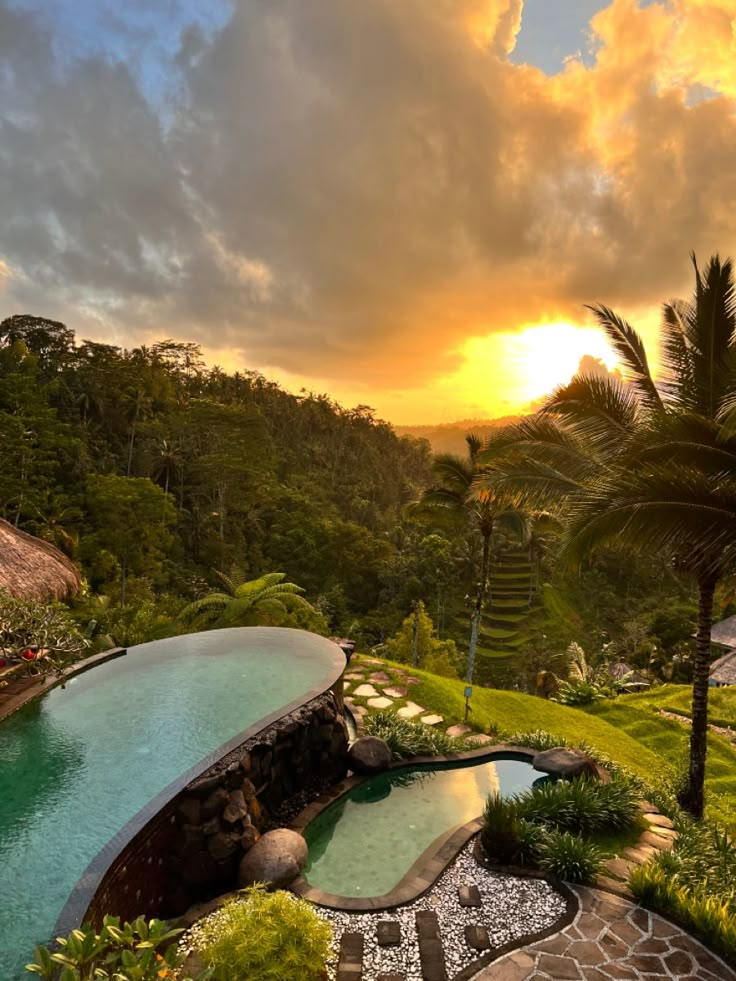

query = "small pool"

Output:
[[303, 754, 546, 898], [0, 627, 343, 980]]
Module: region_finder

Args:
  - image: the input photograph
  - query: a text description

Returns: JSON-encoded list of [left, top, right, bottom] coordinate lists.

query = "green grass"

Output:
[[349, 653, 736, 832], [619, 685, 736, 731], [583, 701, 736, 830]]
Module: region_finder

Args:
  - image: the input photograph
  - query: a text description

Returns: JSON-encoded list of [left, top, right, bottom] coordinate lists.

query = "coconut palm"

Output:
[[479, 253, 736, 818], [178, 569, 317, 630], [411, 434, 525, 685]]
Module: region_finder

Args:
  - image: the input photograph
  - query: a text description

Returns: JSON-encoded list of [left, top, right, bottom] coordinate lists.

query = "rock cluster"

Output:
[[168, 691, 348, 905], [532, 747, 598, 780], [347, 735, 392, 774]]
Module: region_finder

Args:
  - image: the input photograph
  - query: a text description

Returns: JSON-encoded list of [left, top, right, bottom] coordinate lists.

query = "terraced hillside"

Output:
[[474, 548, 538, 685]]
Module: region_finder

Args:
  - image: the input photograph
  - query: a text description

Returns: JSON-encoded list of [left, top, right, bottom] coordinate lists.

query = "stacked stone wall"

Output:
[[85, 689, 348, 925]]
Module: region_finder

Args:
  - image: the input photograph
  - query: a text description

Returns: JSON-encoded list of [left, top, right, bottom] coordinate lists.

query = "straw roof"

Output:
[[709, 650, 736, 686], [0, 518, 81, 602], [709, 614, 736, 649]]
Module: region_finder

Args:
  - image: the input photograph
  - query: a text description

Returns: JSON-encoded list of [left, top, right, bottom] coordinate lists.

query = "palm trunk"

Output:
[[411, 603, 420, 668], [466, 530, 492, 685], [684, 572, 717, 818]]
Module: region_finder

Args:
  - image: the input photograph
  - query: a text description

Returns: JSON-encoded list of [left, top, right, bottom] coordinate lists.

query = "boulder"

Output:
[[532, 747, 598, 780], [238, 829, 308, 889], [347, 735, 392, 774]]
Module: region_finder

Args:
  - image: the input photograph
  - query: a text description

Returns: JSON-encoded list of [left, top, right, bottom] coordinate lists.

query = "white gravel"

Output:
[[315, 837, 567, 980]]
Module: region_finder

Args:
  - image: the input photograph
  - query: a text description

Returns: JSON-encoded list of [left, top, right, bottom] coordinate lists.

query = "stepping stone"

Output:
[[446, 724, 472, 737], [397, 701, 425, 719], [384, 686, 408, 698], [337, 932, 363, 981], [368, 696, 394, 709], [370, 671, 392, 684], [377, 921, 402, 946], [465, 733, 493, 745], [458, 884, 482, 907], [405, 677, 421, 685], [639, 830, 675, 851], [623, 845, 658, 863], [353, 684, 380, 698], [637, 799, 658, 813], [604, 857, 635, 881], [344, 673, 365, 681], [642, 812, 675, 829], [415, 911, 447, 981], [465, 924, 490, 951], [421, 714, 444, 726]]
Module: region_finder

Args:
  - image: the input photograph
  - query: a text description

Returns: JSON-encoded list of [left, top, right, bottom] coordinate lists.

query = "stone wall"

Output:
[[85, 689, 348, 926]]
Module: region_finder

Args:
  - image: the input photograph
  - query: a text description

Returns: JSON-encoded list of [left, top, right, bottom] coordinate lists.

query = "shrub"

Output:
[[516, 819, 545, 866], [1, 592, 89, 676], [517, 776, 639, 835], [195, 885, 332, 981], [537, 830, 604, 883], [504, 729, 565, 751], [25, 915, 202, 980], [363, 711, 470, 759], [480, 793, 521, 864]]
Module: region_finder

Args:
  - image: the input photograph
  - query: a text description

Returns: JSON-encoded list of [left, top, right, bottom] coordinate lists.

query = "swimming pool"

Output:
[[0, 627, 344, 980], [303, 754, 547, 899]]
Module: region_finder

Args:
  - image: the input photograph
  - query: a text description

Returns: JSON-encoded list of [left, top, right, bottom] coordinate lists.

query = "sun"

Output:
[[456, 321, 620, 415]]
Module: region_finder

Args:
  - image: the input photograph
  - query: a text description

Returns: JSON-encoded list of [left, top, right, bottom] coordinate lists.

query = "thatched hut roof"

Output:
[[0, 518, 81, 602], [709, 615, 736, 649], [710, 650, 736, 686]]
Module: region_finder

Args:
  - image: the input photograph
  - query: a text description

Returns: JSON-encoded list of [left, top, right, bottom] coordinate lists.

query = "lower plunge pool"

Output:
[[0, 627, 344, 980], [303, 753, 547, 899]]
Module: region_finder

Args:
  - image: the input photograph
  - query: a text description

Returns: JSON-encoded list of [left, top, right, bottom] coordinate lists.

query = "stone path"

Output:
[[471, 884, 735, 981]]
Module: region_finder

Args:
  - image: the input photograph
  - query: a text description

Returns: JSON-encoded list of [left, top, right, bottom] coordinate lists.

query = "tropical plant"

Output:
[[0, 592, 89, 676], [383, 600, 460, 675], [536, 829, 605, 883], [516, 775, 640, 834], [411, 434, 525, 684], [479, 254, 736, 818], [480, 792, 521, 864], [25, 915, 206, 981], [178, 570, 318, 630], [363, 711, 471, 758], [194, 885, 332, 981]]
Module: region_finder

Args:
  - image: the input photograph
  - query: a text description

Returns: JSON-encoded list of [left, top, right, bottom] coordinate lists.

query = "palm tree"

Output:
[[412, 434, 524, 685], [178, 570, 317, 630], [479, 253, 736, 818]]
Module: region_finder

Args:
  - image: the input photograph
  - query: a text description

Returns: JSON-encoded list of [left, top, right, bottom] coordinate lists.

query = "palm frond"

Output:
[[586, 304, 662, 411]]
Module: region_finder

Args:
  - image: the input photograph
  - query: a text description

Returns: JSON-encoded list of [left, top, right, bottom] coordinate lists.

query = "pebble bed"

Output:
[[315, 838, 567, 981]]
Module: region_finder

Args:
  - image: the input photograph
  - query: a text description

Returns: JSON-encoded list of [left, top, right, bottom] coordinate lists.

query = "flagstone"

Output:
[[368, 696, 394, 709], [421, 714, 444, 726], [446, 724, 472, 738], [370, 671, 392, 684], [353, 684, 380, 698], [397, 701, 425, 719], [384, 686, 408, 698]]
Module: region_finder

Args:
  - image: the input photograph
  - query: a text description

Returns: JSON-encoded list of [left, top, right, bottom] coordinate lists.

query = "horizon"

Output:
[[1, 0, 735, 423]]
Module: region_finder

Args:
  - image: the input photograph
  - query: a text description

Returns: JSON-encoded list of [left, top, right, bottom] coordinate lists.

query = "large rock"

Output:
[[238, 829, 308, 889], [532, 747, 598, 780], [347, 735, 392, 774]]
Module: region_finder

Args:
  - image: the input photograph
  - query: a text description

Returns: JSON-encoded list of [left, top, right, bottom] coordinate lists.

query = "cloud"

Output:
[[0, 0, 735, 388]]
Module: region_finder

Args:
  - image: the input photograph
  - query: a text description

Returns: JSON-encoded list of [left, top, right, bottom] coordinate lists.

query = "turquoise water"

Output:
[[0, 627, 342, 980], [304, 755, 546, 898]]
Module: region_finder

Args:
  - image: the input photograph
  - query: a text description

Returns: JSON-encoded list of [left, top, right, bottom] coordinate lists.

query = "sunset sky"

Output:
[[1, 1, 735, 422]]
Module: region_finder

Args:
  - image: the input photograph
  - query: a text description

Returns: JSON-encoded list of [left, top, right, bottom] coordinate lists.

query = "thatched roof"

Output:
[[710, 649, 736, 686], [0, 518, 81, 602], [709, 615, 736, 649], [609, 660, 650, 689]]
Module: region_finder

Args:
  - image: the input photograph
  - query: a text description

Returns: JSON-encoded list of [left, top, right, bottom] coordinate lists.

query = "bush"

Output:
[[504, 729, 564, 751], [537, 830, 605, 883], [480, 793, 521, 864], [517, 776, 639, 835], [363, 711, 470, 759], [195, 886, 332, 981], [516, 819, 545, 866], [25, 915, 202, 980], [0, 591, 89, 676]]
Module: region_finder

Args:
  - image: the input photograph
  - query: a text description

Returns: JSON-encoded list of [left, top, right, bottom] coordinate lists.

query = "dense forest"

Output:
[[0, 314, 708, 686]]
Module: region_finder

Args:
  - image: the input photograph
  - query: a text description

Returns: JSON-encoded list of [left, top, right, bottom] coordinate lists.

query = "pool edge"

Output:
[[53, 628, 346, 939]]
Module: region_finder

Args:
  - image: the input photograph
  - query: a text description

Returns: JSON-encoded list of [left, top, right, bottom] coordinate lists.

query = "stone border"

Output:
[[52, 628, 347, 937], [290, 744, 605, 911], [0, 646, 127, 722]]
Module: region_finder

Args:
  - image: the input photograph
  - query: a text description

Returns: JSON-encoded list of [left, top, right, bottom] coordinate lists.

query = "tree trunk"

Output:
[[411, 603, 419, 668], [466, 530, 492, 685], [684, 572, 718, 818]]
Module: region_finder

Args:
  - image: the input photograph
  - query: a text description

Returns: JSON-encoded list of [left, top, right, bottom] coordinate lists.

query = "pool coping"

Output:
[[289, 743, 603, 911], [44, 628, 347, 938]]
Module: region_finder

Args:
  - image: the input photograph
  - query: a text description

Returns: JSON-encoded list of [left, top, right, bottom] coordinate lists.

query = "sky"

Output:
[[1, 1, 735, 424]]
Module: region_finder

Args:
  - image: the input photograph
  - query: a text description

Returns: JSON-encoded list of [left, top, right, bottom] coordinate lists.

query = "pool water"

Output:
[[0, 627, 342, 980], [303, 755, 546, 898]]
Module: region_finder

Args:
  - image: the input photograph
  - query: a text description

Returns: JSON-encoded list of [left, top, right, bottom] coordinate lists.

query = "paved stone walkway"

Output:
[[471, 885, 735, 981]]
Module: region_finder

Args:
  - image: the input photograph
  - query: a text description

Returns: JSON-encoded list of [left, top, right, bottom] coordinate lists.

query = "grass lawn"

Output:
[[349, 654, 736, 832], [618, 684, 736, 731]]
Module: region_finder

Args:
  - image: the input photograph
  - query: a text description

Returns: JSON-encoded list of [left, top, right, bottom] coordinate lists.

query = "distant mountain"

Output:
[[394, 416, 521, 455]]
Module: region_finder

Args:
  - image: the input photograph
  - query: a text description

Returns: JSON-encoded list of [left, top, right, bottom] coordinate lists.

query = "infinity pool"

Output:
[[0, 627, 343, 980], [303, 754, 546, 898]]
